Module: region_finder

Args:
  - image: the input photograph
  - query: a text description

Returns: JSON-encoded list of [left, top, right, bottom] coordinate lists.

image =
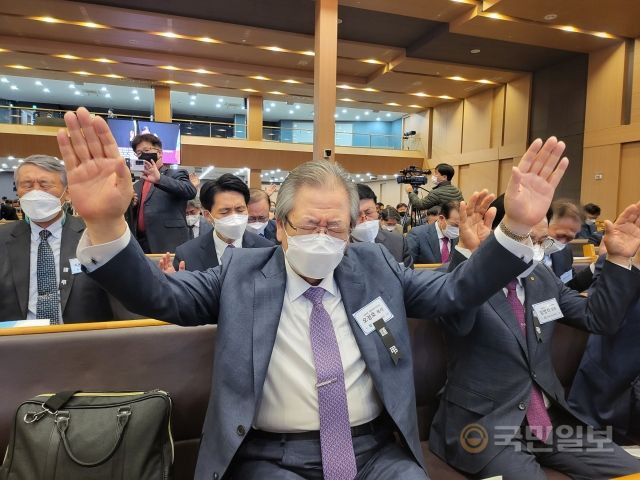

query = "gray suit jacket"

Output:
[[87, 233, 530, 479], [406, 223, 458, 264], [173, 230, 274, 271], [0, 217, 128, 323], [351, 229, 413, 268], [132, 168, 197, 253], [196, 217, 213, 238], [429, 250, 640, 473]]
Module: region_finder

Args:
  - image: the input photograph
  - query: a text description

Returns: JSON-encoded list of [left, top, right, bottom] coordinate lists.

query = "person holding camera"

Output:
[[130, 133, 197, 253], [405, 163, 463, 211]]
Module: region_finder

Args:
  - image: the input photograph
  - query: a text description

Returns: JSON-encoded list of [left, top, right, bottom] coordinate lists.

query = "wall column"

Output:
[[247, 95, 263, 141], [153, 85, 171, 122], [249, 168, 262, 188], [313, 0, 338, 162]]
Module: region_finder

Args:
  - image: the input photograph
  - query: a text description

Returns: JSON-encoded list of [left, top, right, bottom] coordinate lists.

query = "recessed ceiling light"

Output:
[[30, 16, 60, 23], [282, 79, 300, 84], [55, 54, 80, 60], [215, 103, 221, 108], [192, 68, 214, 74], [544, 13, 558, 21], [355, 115, 360, 120], [341, 109, 347, 114], [269, 91, 284, 95], [43, 88, 50, 93], [100, 86, 107, 91], [559, 25, 577, 32], [470, 49, 481, 54], [8, 156, 14, 160], [132, 90, 138, 95], [288, 109, 294, 114], [242, 88, 258, 92], [386, 102, 400, 107], [68, 84, 75, 89], [104, 73, 124, 79], [92, 57, 116, 63], [190, 95, 196, 100], [364, 111, 370, 115], [338, 84, 354, 90], [72, 71, 93, 76], [265, 108, 271, 112], [190, 101, 195, 106], [295, 104, 300, 109], [270, 102, 276, 107], [376, 117, 381, 121], [134, 96, 140, 101], [74, 90, 81, 95], [264, 46, 286, 52], [362, 87, 378, 92], [386, 113, 391, 117], [334, 113, 338, 118], [8, 64, 30, 70], [35, 80, 42, 86], [0, 78, 8, 83], [301, 50, 315, 56], [10, 85, 18, 90]]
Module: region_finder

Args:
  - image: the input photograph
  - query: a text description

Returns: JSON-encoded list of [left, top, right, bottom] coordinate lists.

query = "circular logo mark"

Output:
[[460, 423, 488, 454]]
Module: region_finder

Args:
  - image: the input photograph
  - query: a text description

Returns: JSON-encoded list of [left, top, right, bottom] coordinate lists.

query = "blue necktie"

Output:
[[36, 230, 61, 325]]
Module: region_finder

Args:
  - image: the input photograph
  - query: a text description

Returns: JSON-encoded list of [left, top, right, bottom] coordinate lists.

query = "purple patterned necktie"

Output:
[[441, 237, 450, 263], [303, 286, 357, 480], [506, 280, 553, 442]]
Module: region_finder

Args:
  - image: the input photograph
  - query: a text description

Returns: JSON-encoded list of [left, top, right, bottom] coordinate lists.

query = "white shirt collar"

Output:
[[434, 221, 444, 240], [212, 229, 242, 257], [284, 255, 339, 303], [30, 214, 64, 242]]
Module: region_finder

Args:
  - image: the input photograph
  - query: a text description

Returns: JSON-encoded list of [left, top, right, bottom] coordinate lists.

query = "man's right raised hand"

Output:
[[57, 107, 133, 244]]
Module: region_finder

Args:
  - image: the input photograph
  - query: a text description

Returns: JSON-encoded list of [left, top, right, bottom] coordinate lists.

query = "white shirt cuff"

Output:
[[493, 226, 534, 264], [76, 228, 131, 272]]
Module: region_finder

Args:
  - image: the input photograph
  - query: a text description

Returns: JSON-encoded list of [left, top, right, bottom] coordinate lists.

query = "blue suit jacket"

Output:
[[406, 223, 458, 264], [568, 256, 640, 442], [88, 234, 530, 479], [263, 219, 278, 243]]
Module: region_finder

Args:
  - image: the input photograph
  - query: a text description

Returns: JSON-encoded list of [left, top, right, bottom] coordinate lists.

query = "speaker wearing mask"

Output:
[[172, 174, 274, 272], [247, 188, 278, 243], [352, 184, 413, 268], [406, 200, 460, 265]]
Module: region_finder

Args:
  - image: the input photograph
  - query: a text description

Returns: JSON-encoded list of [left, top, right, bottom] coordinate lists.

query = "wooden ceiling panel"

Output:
[[367, 71, 496, 98], [396, 58, 522, 83], [339, 0, 476, 22], [484, 0, 640, 38]]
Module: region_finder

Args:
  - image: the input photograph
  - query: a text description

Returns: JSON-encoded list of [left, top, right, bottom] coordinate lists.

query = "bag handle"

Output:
[[43, 390, 81, 413], [54, 406, 131, 467]]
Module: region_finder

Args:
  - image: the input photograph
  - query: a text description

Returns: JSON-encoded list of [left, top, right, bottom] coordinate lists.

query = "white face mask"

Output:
[[351, 219, 379, 243], [247, 221, 269, 236], [431, 175, 439, 185], [586, 218, 596, 226], [443, 224, 459, 240], [383, 224, 396, 232], [213, 213, 248, 240], [544, 239, 566, 255], [20, 189, 65, 223], [186, 214, 200, 227], [285, 232, 346, 280]]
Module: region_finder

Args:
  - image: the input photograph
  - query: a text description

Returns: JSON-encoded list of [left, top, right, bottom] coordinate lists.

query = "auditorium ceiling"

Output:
[[0, 0, 637, 113]]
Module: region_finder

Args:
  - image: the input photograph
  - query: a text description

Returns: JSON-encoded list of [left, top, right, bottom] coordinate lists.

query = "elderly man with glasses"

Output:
[[129, 133, 196, 253]]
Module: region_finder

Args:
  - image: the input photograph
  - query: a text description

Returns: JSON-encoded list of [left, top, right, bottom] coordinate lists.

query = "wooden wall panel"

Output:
[[580, 144, 621, 220], [498, 158, 513, 195], [631, 39, 640, 125], [432, 101, 463, 161], [458, 160, 499, 201], [618, 141, 640, 212], [584, 43, 626, 133], [491, 86, 506, 148], [462, 89, 493, 153], [503, 74, 531, 153]]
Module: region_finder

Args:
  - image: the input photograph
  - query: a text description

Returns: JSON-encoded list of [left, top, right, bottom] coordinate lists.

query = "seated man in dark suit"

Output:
[[247, 188, 278, 242], [0, 155, 128, 324], [352, 184, 413, 268], [379, 206, 403, 235], [1, 196, 18, 220], [576, 202, 603, 245], [406, 200, 459, 264], [185, 198, 213, 239], [58, 108, 572, 480], [430, 201, 640, 479], [172, 174, 273, 271], [568, 254, 640, 445]]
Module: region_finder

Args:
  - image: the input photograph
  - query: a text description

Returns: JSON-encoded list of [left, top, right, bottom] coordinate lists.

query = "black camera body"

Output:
[[396, 165, 432, 188]]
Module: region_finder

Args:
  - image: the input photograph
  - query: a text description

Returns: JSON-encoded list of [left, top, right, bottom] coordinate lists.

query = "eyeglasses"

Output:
[[532, 237, 555, 249], [248, 215, 269, 223], [358, 209, 378, 221], [134, 147, 159, 157], [285, 217, 349, 238]]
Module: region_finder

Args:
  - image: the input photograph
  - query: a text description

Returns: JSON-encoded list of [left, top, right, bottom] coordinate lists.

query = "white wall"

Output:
[[365, 179, 404, 208]]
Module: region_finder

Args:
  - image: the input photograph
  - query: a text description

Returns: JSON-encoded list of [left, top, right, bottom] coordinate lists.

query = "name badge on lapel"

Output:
[[532, 298, 563, 324], [68, 258, 82, 275], [560, 269, 573, 284], [353, 296, 394, 335]]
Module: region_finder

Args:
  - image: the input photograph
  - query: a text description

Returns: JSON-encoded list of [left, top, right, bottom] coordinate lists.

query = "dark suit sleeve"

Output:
[[406, 229, 421, 264], [154, 169, 197, 200], [173, 244, 185, 270], [89, 237, 221, 326], [382, 233, 529, 320], [566, 265, 594, 292], [402, 237, 414, 269], [557, 262, 640, 335]]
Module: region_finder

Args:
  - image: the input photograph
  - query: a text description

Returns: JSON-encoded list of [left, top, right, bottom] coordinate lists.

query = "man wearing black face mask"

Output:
[[130, 133, 196, 253]]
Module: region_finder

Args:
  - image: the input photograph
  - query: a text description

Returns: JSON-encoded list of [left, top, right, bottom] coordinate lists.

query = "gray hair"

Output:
[[275, 160, 359, 226], [14, 155, 67, 187], [187, 198, 202, 209]]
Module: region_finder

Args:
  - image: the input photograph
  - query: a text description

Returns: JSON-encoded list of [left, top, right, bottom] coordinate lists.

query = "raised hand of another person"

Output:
[[56, 107, 133, 244], [265, 184, 277, 196], [405, 184, 413, 194], [458, 190, 497, 252], [601, 201, 640, 265], [141, 159, 161, 184], [503, 137, 569, 236], [158, 252, 185, 275]]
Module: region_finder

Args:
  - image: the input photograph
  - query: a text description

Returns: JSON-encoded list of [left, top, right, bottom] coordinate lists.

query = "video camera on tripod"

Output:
[[396, 165, 432, 191]]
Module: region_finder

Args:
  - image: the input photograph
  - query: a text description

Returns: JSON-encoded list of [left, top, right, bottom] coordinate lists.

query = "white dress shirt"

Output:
[[212, 230, 242, 264], [190, 222, 200, 239], [27, 216, 64, 322], [253, 258, 383, 432], [434, 221, 449, 255]]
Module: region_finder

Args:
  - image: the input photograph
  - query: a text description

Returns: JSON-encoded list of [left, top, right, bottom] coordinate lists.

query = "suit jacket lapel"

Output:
[[242, 232, 255, 248], [252, 247, 286, 404], [7, 221, 31, 316], [426, 227, 441, 262], [199, 233, 219, 270], [488, 291, 529, 360], [59, 217, 84, 313]]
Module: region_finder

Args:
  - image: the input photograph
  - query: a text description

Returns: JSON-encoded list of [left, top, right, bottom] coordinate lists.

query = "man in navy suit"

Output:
[[173, 175, 273, 271], [59, 107, 571, 480], [247, 188, 278, 242], [406, 200, 459, 264]]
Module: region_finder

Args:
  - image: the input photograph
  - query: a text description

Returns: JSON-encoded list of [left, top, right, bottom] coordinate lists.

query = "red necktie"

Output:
[[441, 237, 450, 263], [137, 180, 153, 233], [506, 280, 553, 442]]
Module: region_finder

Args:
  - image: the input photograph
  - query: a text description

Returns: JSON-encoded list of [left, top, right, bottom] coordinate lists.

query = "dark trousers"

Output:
[[228, 427, 427, 479]]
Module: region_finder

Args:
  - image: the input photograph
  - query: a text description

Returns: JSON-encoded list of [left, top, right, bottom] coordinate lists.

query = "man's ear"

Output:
[[276, 219, 284, 243]]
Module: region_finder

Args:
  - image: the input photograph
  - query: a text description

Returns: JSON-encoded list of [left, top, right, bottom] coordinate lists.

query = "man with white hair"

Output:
[[0, 154, 127, 324], [58, 106, 569, 479]]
